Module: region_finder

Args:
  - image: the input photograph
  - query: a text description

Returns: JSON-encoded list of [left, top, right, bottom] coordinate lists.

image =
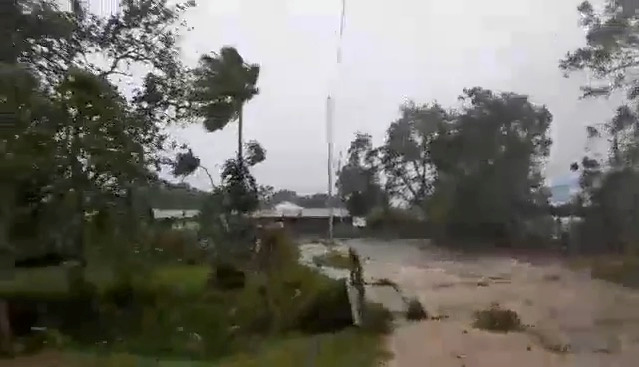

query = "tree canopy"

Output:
[[339, 87, 553, 243]]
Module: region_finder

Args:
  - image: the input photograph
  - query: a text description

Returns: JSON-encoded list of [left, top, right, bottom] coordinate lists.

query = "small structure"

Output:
[[152, 209, 200, 231], [253, 202, 351, 236]]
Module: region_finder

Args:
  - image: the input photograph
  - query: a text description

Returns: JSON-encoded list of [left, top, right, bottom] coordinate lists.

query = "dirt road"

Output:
[[343, 239, 639, 367]]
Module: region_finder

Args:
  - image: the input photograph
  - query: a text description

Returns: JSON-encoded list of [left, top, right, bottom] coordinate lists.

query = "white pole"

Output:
[[327, 95, 334, 242]]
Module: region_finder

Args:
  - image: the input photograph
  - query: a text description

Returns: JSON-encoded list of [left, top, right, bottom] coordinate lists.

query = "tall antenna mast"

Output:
[[327, 95, 335, 241], [326, 0, 346, 242]]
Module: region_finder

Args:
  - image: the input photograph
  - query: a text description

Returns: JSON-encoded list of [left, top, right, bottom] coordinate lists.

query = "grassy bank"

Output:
[[60, 329, 388, 367], [569, 255, 639, 288], [0, 231, 391, 366]]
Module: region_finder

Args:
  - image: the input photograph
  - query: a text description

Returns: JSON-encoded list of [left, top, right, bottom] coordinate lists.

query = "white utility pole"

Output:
[[326, 95, 335, 241], [325, 0, 346, 242]]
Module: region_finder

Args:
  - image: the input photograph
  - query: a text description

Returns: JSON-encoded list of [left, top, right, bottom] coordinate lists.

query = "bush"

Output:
[[590, 257, 639, 288], [405, 297, 428, 321], [295, 278, 354, 333], [360, 302, 393, 334], [149, 229, 200, 262], [210, 263, 246, 290], [473, 304, 523, 332]]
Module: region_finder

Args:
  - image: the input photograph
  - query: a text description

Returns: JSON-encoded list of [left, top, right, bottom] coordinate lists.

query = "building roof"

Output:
[[253, 207, 350, 219], [152, 209, 200, 220]]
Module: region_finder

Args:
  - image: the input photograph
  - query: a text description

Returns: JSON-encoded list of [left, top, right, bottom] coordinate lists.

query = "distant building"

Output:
[[253, 202, 351, 235], [253, 201, 350, 220], [152, 209, 200, 231]]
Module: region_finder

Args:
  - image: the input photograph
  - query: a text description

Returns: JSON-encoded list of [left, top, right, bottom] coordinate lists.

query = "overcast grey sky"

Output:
[[163, 0, 621, 193]]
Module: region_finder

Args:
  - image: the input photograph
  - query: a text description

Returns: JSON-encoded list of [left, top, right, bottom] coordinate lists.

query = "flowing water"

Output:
[[303, 238, 639, 367]]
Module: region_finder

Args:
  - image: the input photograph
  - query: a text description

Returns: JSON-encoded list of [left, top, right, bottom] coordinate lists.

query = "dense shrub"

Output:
[[590, 257, 639, 288], [295, 278, 353, 333], [209, 263, 246, 290], [149, 229, 201, 262], [360, 302, 394, 334], [473, 304, 523, 332], [405, 297, 428, 321]]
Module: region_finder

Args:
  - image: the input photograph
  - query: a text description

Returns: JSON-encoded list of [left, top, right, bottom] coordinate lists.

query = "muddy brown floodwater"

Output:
[[342, 238, 639, 367]]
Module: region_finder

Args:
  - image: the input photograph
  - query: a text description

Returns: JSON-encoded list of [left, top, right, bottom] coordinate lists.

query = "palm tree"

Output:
[[190, 46, 260, 163]]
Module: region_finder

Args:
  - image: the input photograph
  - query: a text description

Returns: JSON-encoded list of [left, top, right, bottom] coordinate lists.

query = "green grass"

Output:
[[0, 265, 114, 298], [215, 329, 389, 367], [0, 231, 391, 366], [0, 262, 209, 298], [312, 250, 351, 270], [148, 264, 209, 294], [63, 329, 389, 367], [569, 255, 639, 288]]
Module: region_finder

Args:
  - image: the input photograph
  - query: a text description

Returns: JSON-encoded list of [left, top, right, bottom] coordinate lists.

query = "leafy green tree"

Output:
[[428, 88, 553, 243], [337, 132, 386, 216], [561, 0, 639, 253], [1, 0, 196, 261], [379, 102, 450, 208]]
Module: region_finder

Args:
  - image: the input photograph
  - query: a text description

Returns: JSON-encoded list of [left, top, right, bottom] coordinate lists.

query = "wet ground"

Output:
[[309, 238, 639, 367]]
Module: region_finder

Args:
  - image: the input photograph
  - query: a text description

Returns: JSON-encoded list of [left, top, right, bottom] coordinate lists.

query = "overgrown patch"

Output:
[[360, 302, 394, 335], [569, 256, 639, 288], [405, 297, 428, 321], [472, 303, 523, 332]]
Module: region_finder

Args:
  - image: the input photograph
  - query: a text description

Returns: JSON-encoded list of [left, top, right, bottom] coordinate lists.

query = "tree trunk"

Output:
[[70, 123, 87, 275], [237, 105, 243, 162]]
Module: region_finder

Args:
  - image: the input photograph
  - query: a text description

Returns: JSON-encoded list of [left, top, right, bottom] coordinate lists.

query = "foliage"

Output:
[[561, 1, 639, 254], [472, 304, 523, 332], [337, 133, 387, 216], [72, 329, 389, 367], [221, 157, 259, 214], [379, 102, 451, 208], [295, 278, 354, 333], [359, 302, 394, 335], [1, 0, 198, 265], [210, 263, 246, 290], [428, 88, 552, 243], [587, 256, 639, 287], [337, 88, 552, 245], [189, 47, 260, 134], [137, 181, 208, 210], [559, 0, 639, 99], [405, 297, 428, 321]]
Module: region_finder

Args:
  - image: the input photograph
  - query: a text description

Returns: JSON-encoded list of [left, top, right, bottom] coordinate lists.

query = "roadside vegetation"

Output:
[[405, 298, 428, 321], [1, 227, 392, 365], [569, 256, 639, 288], [0, 1, 391, 365], [472, 304, 523, 333]]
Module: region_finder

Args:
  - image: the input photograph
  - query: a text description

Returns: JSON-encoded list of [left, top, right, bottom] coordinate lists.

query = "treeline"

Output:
[[335, 1, 639, 254], [1, 0, 267, 262], [336, 88, 552, 246]]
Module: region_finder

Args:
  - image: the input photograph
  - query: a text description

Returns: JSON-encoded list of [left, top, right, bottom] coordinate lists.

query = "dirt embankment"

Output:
[[344, 239, 639, 367]]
